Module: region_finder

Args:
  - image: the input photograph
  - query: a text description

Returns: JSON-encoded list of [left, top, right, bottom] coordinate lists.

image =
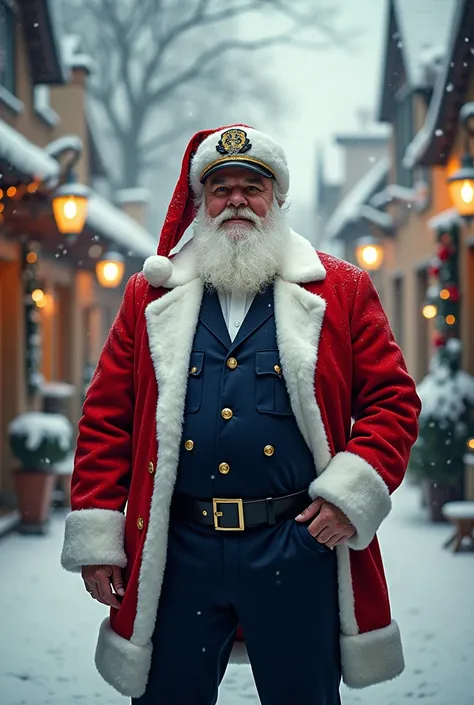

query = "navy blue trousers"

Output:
[[133, 518, 341, 705]]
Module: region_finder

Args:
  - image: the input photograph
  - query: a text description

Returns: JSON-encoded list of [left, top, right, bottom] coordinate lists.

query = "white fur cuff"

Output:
[[95, 618, 152, 698], [308, 451, 391, 550], [61, 509, 127, 572], [341, 620, 404, 688]]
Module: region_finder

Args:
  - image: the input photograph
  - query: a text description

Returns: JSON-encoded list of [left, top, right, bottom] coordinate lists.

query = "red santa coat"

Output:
[[61, 230, 421, 698]]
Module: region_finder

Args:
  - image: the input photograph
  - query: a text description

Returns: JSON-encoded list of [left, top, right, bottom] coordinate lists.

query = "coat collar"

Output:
[[142, 229, 326, 289]]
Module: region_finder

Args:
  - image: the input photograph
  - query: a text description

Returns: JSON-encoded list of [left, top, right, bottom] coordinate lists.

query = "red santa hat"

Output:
[[143, 124, 290, 287]]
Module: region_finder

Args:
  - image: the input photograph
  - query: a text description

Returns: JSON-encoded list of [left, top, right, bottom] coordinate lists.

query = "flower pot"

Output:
[[14, 470, 57, 534], [422, 479, 464, 522]]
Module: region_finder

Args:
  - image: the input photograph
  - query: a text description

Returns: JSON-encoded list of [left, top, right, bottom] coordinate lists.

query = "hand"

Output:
[[82, 565, 125, 609], [295, 497, 356, 550]]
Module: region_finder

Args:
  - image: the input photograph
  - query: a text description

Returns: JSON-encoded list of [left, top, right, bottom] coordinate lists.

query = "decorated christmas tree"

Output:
[[410, 220, 474, 494]]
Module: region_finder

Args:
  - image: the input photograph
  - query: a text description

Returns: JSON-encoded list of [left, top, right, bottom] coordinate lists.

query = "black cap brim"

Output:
[[200, 160, 275, 184]]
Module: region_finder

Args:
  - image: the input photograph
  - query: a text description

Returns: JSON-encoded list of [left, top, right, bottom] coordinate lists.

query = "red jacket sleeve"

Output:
[[61, 274, 138, 572], [309, 270, 421, 550]]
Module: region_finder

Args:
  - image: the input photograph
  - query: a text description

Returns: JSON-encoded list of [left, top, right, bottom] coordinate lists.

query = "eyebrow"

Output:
[[209, 175, 265, 186]]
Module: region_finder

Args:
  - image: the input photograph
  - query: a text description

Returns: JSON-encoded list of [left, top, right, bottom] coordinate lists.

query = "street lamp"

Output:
[[354, 235, 384, 271], [448, 103, 474, 219], [52, 180, 89, 235], [96, 251, 125, 288]]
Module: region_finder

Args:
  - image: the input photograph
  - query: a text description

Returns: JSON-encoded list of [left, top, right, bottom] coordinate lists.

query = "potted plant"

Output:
[[8, 411, 73, 533], [409, 351, 474, 521]]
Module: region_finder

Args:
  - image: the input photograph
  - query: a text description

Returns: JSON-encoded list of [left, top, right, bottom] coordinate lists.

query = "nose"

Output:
[[227, 188, 247, 209]]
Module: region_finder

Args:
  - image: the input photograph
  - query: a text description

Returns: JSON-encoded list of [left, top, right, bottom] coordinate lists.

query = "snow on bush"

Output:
[[8, 412, 72, 452], [417, 360, 474, 423], [40, 381, 76, 399]]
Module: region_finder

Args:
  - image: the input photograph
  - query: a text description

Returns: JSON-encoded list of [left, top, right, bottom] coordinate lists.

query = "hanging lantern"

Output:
[[354, 236, 384, 271], [448, 154, 474, 219], [96, 251, 125, 288], [52, 182, 89, 235]]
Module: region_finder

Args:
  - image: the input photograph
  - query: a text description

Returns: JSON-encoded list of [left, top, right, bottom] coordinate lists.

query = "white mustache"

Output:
[[213, 207, 259, 227]]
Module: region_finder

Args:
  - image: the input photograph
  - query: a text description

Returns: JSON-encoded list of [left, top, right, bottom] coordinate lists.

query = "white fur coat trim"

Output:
[[189, 126, 290, 196], [95, 617, 152, 698], [341, 620, 404, 688], [308, 451, 392, 550], [61, 509, 127, 573], [142, 230, 326, 289]]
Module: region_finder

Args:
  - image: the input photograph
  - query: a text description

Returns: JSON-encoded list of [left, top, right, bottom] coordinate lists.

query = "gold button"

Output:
[[184, 440, 194, 451], [190, 366, 198, 375], [202, 510, 208, 516], [226, 357, 238, 370], [264, 445, 275, 457], [148, 461, 155, 474], [219, 462, 230, 475], [137, 517, 144, 530], [274, 364, 282, 375], [221, 408, 233, 420]]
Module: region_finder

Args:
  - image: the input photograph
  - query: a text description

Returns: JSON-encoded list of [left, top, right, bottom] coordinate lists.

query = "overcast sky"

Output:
[[255, 0, 387, 233]]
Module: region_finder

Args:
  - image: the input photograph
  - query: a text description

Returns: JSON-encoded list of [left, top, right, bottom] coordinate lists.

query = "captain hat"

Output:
[[190, 125, 290, 197]]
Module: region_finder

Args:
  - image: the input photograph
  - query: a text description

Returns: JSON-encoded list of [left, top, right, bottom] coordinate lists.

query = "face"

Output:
[[204, 167, 274, 225]]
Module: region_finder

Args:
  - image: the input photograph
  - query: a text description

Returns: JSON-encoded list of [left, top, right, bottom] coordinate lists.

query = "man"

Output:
[[61, 125, 421, 704]]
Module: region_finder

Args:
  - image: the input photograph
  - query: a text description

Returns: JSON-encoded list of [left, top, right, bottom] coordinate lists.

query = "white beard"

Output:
[[192, 198, 290, 294]]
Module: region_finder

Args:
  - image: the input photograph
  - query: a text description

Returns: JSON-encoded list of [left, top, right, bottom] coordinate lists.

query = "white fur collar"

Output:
[[142, 229, 326, 288]]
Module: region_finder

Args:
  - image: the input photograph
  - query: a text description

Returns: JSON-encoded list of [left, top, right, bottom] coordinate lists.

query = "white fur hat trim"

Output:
[[190, 126, 289, 196], [142, 255, 173, 287]]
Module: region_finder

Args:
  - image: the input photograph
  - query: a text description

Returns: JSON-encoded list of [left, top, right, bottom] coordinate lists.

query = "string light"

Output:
[[446, 314, 456, 325], [6, 186, 16, 198]]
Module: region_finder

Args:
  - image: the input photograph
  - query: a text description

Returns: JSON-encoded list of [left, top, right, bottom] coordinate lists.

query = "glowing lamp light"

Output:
[[96, 252, 125, 288], [52, 182, 89, 235], [354, 236, 384, 271], [448, 154, 474, 218], [467, 437, 474, 451], [32, 288, 45, 304], [422, 304, 438, 319]]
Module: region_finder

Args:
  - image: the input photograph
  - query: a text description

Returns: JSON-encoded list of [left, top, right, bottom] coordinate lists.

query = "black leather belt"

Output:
[[171, 490, 310, 531]]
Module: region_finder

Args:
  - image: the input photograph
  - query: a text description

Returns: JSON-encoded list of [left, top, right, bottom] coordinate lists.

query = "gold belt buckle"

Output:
[[212, 498, 245, 531]]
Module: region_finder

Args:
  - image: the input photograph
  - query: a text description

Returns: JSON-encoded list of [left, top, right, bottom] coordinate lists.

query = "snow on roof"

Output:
[[324, 157, 390, 240], [61, 35, 96, 74], [335, 123, 391, 144], [45, 135, 83, 158], [0, 119, 60, 182], [87, 192, 156, 259], [403, 0, 465, 169], [370, 183, 416, 208], [427, 208, 462, 231], [115, 188, 152, 205], [393, 0, 459, 89]]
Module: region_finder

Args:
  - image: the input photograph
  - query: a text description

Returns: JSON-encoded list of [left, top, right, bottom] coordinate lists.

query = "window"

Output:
[[394, 94, 414, 188], [392, 274, 404, 349], [415, 267, 429, 381], [0, 0, 15, 95]]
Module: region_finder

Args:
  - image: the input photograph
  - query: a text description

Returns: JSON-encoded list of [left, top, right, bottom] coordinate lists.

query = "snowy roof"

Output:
[[403, 0, 466, 168], [87, 192, 156, 259], [115, 188, 152, 205], [370, 183, 416, 208], [335, 123, 391, 144], [427, 208, 462, 231], [61, 35, 96, 74], [393, 0, 459, 89], [0, 119, 60, 182], [324, 157, 390, 240]]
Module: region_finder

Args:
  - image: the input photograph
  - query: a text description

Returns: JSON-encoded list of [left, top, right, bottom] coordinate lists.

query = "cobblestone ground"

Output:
[[0, 481, 472, 705]]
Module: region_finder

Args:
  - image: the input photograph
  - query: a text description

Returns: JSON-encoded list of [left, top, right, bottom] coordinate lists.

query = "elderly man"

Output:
[[61, 125, 421, 705]]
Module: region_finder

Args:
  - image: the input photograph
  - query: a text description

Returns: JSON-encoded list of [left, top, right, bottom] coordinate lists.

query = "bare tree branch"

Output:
[[146, 31, 329, 104]]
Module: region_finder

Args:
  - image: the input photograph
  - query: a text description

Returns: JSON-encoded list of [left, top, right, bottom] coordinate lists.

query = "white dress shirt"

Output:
[[217, 290, 255, 342]]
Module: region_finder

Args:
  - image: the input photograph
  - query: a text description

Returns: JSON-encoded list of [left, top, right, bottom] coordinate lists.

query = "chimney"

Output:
[[115, 189, 151, 229]]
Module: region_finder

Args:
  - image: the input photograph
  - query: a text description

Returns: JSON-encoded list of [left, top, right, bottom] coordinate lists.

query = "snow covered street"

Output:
[[0, 481, 473, 705]]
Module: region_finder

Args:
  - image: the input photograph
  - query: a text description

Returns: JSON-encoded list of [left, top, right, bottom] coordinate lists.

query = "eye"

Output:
[[214, 187, 229, 195], [247, 186, 260, 193]]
